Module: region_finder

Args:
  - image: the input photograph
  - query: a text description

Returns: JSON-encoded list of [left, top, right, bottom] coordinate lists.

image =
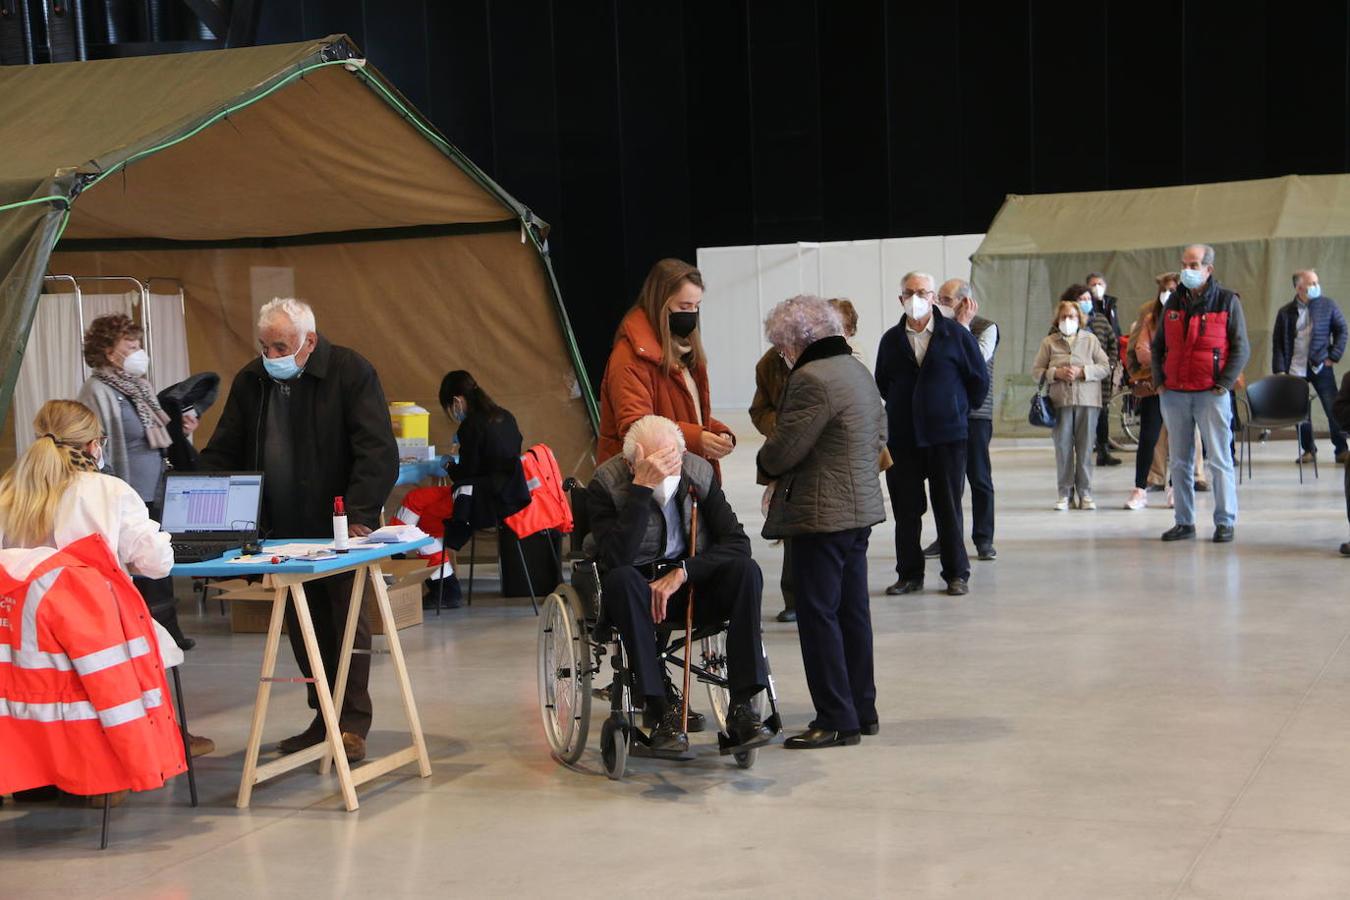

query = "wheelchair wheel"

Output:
[[701, 631, 731, 734], [600, 716, 628, 781], [537, 589, 592, 765]]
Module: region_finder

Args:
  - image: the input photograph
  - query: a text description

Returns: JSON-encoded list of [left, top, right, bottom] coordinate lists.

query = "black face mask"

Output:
[[668, 310, 699, 338]]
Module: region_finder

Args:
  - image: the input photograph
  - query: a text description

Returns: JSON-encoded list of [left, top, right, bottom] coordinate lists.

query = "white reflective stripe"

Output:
[[0, 697, 98, 722], [416, 536, 444, 557], [525, 477, 542, 491], [427, 561, 454, 580], [71, 636, 151, 677], [19, 568, 64, 655], [96, 688, 164, 728], [394, 506, 421, 527], [453, 484, 473, 498], [0, 642, 73, 671]]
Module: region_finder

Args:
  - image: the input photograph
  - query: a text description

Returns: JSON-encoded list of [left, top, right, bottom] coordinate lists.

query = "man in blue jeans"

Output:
[[1150, 244, 1251, 543], [1272, 269, 1349, 465]]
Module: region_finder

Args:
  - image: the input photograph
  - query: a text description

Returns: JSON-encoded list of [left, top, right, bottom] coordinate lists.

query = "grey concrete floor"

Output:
[[5, 415, 1350, 898]]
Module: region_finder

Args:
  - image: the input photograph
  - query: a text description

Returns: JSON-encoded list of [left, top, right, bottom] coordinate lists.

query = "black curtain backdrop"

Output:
[[257, 0, 1348, 388]]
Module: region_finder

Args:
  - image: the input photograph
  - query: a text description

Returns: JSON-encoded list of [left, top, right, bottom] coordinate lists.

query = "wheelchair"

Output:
[[536, 482, 782, 780]]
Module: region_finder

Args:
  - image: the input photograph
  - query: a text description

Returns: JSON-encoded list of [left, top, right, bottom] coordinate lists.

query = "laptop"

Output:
[[161, 471, 265, 563]]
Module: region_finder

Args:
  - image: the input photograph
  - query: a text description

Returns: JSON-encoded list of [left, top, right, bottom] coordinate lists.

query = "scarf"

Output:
[[93, 366, 172, 450]]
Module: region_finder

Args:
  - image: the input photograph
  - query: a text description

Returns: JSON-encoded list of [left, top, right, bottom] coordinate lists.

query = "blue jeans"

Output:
[[1160, 389, 1238, 528], [1298, 366, 1348, 455]]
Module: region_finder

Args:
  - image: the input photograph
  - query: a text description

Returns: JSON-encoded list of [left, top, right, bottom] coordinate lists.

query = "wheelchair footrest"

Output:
[[631, 742, 697, 762]]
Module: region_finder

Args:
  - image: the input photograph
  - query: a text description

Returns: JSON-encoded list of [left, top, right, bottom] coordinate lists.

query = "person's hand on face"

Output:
[[956, 295, 979, 327], [649, 565, 687, 623], [632, 444, 682, 488], [702, 431, 734, 460]]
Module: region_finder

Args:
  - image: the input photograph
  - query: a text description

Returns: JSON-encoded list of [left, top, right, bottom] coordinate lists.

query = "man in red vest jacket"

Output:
[[1149, 244, 1251, 543]]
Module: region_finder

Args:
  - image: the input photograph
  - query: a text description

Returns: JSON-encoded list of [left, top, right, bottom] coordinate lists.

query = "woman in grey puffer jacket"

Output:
[[758, 294, 888, 750]]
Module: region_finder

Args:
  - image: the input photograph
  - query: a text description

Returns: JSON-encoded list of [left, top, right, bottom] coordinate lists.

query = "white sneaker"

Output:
[[1055, 496, 1070, 511], [1079, 495, 1097, 510], [1124, 488, 1148, 510]]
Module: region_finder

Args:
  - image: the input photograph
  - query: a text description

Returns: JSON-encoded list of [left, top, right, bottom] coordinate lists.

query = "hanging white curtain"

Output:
[[146, 291, 190, 390]]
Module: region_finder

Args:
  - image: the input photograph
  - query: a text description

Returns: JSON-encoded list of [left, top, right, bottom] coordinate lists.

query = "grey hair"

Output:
[[764, 294, 844, 359], [1184, 243, 1216, 266], [902, 271, 936, 291], [1086, 271, 1105, 282], [622, 414, 685, 464], [258, 297, 316, 339], [947, 279, 972, 302], [1294, 268, 1317, 287]]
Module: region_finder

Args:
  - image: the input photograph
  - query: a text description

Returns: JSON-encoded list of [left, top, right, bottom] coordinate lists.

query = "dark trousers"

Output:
[[886, 441, 969, 583], [1133, 394, 1164, 489], [791, 528, 876, 732], [1299, 367, 1348, 455], [601, 556, 767, 703], [284, 571, 373, 737], [780, 537, 795, 611], [1095, 384, 1113, 452], [966, 418, 995, 547]]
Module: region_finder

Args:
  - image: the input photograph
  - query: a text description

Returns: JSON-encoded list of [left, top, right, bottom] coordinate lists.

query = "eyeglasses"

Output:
[[901, 289, 935, 300]]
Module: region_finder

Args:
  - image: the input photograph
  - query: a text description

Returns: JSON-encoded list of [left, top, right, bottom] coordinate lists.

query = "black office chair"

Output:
[[1241, 374, 1318, 483]]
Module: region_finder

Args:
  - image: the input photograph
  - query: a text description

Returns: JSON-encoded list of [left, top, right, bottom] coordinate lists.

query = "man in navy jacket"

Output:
[[1272, 269, 1349, 463], [875, 271, 989, 596]]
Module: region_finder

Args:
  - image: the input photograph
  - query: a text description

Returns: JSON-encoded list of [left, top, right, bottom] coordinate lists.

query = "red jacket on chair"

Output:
[[0, 535, 187, 796], [504, 443, 574, 539]]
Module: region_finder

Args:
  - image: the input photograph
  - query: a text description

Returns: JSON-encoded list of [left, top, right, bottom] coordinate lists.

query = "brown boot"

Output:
[[342, 732, 366, 763], [188, 734, 215, 758]]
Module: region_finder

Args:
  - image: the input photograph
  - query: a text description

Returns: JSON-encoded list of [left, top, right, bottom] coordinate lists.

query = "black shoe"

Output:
[[922, 540, 940, 558], [664, 678, 706, 733], [784, 727, 862, 749], [860, 721, 880, 736], [1213, 525, 1235, 543], [649, 705, 690, 755], [976, 544, 997, 561], [725, 701, 774, 751], [423, 574, 462, 610], [176, 635, 197, 651], [1097, 453, 1122, 466], [277, 718, 326, 754], [1340, 542, 1350, 557], [886, 578, 924, 595], [945, 578, 969, 596], [775, 608, 797, 623], [1161, 525, 1196, 542], [1194, 481, 1210, 492]]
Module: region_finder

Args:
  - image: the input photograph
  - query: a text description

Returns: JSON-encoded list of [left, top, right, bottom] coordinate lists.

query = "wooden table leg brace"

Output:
[[235, 562, 432, 811]]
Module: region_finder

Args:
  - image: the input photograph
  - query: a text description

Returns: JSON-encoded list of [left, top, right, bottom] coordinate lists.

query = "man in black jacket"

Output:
[[588, 415, 772, 757], [201, 298, 398, 763], [1087, 272, 1124, 464]]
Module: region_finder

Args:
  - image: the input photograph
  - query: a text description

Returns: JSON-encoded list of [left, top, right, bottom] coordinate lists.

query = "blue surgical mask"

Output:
[[1308, 284, 1322, 300], [1078, 300, 1094, 315], [1180, 268, 1207, 290], [262, 353, 302, 381]]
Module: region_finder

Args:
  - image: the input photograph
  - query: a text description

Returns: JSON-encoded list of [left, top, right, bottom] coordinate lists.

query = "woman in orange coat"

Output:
[[598, 258, 736, 479]]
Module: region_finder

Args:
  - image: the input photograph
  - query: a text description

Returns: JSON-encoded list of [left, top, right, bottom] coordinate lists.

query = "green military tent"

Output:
[[0, 35, 596, 471], [970, 174, 1350, 435]]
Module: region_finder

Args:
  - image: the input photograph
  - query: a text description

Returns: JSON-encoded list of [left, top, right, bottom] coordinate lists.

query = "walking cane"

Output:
[[681, 484, 699, 733]]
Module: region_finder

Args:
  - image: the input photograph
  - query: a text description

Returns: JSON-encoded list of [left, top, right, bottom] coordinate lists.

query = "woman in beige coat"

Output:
[[1032, 295, 1110, 510]]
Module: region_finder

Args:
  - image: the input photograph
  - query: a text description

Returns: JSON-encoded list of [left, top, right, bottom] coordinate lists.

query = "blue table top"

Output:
[[396, 455, 454, 486], [170, 537, 433, 578]]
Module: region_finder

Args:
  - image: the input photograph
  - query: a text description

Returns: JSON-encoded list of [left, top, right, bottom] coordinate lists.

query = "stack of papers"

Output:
[[355, 524, 428, 544]]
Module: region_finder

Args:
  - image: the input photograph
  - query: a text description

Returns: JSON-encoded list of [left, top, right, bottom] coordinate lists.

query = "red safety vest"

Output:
[[0, 535, 187, 796], [504, 444, 574, 539], [1161, 288, 1235, 391]]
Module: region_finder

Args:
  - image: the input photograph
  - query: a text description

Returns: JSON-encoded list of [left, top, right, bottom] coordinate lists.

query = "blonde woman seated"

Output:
[[0, 401, 212, 773], [1032, 288, 1110, 510]]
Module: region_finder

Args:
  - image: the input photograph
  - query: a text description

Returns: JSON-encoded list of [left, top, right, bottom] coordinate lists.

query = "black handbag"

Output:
[[1028, 375, 1057, 428]]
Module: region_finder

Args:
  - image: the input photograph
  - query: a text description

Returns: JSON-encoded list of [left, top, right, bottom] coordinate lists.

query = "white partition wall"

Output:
[[697, 234, 985, 410]]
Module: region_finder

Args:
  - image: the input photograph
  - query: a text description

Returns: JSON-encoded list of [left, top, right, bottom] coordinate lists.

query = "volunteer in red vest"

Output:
[[1150, 243, 1251, 543], [597, 258, 736, 480]]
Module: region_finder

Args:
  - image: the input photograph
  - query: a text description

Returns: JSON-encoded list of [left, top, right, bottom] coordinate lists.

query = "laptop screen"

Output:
[[162, 472, 263, 537]]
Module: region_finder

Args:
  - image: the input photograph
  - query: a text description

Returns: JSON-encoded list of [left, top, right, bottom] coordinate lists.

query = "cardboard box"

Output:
[[219, 562, 429, 635]]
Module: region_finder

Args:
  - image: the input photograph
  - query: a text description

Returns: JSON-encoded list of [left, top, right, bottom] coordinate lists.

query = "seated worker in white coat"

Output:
[[0, 400, 213, 760]]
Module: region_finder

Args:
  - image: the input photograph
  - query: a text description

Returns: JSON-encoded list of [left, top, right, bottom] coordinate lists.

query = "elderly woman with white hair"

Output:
[[758, 295, 888, 750]]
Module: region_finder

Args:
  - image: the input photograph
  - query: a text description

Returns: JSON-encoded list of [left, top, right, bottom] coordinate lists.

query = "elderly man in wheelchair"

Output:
[[593, 414, 776, 756]]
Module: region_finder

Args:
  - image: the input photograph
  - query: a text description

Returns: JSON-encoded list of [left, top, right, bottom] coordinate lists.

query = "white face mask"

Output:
[[121, 348, 150, 377], [1059, 318, 1080, 337], [1091, 283, 1106, 299], [904, 296, 932, 321], [652, 473, 682, 506], [1158, 289, 1172, 304], [936, 303, 956, 319]]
